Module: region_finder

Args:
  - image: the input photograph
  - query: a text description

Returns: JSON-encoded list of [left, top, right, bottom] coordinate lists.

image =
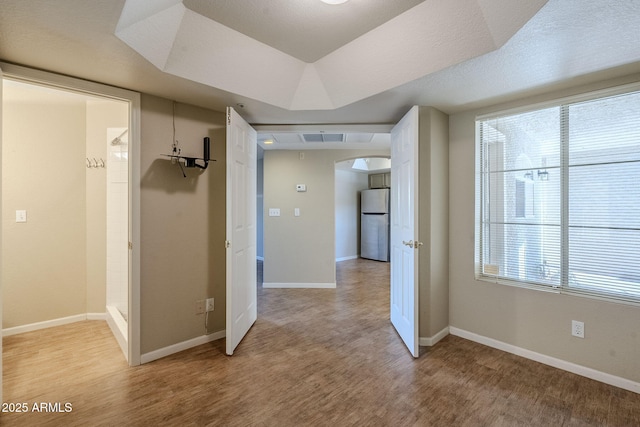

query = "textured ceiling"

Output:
[[0, 0, 639, 128]]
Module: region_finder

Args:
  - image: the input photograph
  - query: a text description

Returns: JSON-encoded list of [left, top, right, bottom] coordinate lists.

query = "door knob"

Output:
[[402, 240, 414, 247]]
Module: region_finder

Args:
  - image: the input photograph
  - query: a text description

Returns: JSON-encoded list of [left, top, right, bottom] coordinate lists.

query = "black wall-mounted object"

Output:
[[163, 137, 215, 177]]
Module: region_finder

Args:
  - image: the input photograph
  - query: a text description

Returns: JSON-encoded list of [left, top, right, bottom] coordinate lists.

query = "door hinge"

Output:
[[225, 240, 231, 248], [128, 241, 133, 250], [227, 111, 231, 126]]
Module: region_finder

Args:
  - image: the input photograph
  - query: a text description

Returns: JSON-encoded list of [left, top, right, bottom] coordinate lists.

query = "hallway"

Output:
[[2, 259, 639, 426]]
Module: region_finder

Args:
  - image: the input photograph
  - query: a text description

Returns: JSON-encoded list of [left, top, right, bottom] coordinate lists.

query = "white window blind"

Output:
[[476, 88, 640, 304]]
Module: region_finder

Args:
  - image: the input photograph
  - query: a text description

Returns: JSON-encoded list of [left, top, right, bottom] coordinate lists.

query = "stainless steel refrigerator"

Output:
[[360, 188, 390, 261]]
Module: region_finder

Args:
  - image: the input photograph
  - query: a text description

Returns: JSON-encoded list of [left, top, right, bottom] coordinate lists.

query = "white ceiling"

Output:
[[182, 0, 425, 63], [0, 0, 639, 135], [114, 0, 547, 111]]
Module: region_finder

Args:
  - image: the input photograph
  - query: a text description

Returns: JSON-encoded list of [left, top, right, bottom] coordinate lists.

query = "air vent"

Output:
[[302, 133, 344, 143]]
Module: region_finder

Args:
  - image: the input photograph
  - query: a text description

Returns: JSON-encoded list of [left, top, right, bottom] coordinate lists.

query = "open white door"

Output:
[[390, 106, 420, 358], [225, 107, 257, 355]]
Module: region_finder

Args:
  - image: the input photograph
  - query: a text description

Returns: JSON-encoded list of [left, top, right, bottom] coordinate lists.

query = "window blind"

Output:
[[476, 88, 640, 304]]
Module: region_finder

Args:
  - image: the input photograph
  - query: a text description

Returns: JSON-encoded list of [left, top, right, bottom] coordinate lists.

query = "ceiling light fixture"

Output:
[[321, 0, 349, 4]]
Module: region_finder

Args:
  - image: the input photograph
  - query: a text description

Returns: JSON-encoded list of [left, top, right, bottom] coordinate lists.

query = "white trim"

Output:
[[106, 306, 128, 360], [419, 326, 450, 347], [141, 331, 226, 364], [449, 327, 640, 395], [336, 255, 358, 262], [128, 89, 142, 367], [2, 314, 101, 336], [253, 124, 394, 133], [86, 313, 107, 321], [263, 282, 337, 289]]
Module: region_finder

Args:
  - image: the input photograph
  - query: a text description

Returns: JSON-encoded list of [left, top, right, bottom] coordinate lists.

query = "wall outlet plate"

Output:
[[16, 210, 27, 223], [206, 298, 214, 312], [572, 320, 584, 338]]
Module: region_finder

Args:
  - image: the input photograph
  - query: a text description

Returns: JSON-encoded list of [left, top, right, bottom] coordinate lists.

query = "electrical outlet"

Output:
[[572, 320, 585, 338], [206, 298, 214, 312], [195, 300, 205, 315]]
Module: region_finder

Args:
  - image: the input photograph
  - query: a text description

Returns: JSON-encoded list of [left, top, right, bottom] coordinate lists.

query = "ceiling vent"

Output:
[[303, 133, 344, 143]]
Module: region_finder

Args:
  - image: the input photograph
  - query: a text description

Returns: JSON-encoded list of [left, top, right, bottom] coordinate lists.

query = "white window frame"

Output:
[[475, 82, 640, 306]]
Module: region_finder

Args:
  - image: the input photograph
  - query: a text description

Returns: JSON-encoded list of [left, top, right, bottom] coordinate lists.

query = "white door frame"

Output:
[[0, 64, 4, 403], [0, 62, 142, 366], [390, 106, 420, 357]]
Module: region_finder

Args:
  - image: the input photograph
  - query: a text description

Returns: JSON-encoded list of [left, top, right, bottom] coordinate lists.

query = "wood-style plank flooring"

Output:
[[3, 259, 640, 426]]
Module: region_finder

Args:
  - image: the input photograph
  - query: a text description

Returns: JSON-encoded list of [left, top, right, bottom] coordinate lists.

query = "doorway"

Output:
[[2, 78, 129, 352], [335, 156, 391, 263], [0, 63, 141, 378]]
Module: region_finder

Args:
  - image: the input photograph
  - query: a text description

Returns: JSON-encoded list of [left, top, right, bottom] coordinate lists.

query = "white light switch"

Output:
[[16, 210, 27, 223], [294, 208, 300, 217], [268, 208, 280, 217]]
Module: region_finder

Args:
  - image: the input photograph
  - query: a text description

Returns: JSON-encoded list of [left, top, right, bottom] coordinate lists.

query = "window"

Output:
[[475, 87, 640, 304]]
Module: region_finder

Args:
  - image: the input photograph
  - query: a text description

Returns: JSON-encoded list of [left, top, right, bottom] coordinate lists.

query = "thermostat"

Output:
[[296, 184, 307, 192]]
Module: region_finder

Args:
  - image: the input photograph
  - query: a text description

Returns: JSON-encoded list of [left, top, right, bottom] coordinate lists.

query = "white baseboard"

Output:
[[336, 255, 358, 262], [106, 306, 128, 360], [2, 313, 105, 336], [263, 282, 337, 289], [419, 326, 450, 347], [141, 330, 226, 364], [449, 327, 640, 395], [87, 313, 106, 321]]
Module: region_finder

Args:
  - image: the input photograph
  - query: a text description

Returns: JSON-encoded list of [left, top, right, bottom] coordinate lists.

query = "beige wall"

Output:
[[2, 83, 128, 328], [449, 75, 640, 382], [2, 85, 87, 328], [263, 149, 389, 285], [139, 95, 226, 354], [418, 107, 449, 339]]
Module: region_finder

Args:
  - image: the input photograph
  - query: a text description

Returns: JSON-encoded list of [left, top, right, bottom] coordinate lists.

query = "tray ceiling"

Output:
[[115, 0, 548, 111]]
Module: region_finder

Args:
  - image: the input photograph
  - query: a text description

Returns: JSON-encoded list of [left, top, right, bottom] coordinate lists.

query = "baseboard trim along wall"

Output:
[[262, 282, 337, 289], [140, 330, 226, 364], [2, 313, 106, 336], [449, 327, 640, 395], [419, 326, 450, 347], [336, 255, 358, 262], [87, 313, 107, 321]]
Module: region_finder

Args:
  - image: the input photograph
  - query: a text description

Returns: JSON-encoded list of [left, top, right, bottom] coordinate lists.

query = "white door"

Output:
[[390, 106, 420, 357], [225, 107, 257, 355]]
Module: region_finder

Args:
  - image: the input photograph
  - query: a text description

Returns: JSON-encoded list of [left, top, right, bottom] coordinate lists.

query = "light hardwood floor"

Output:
[[3, 259, 639, 426]]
